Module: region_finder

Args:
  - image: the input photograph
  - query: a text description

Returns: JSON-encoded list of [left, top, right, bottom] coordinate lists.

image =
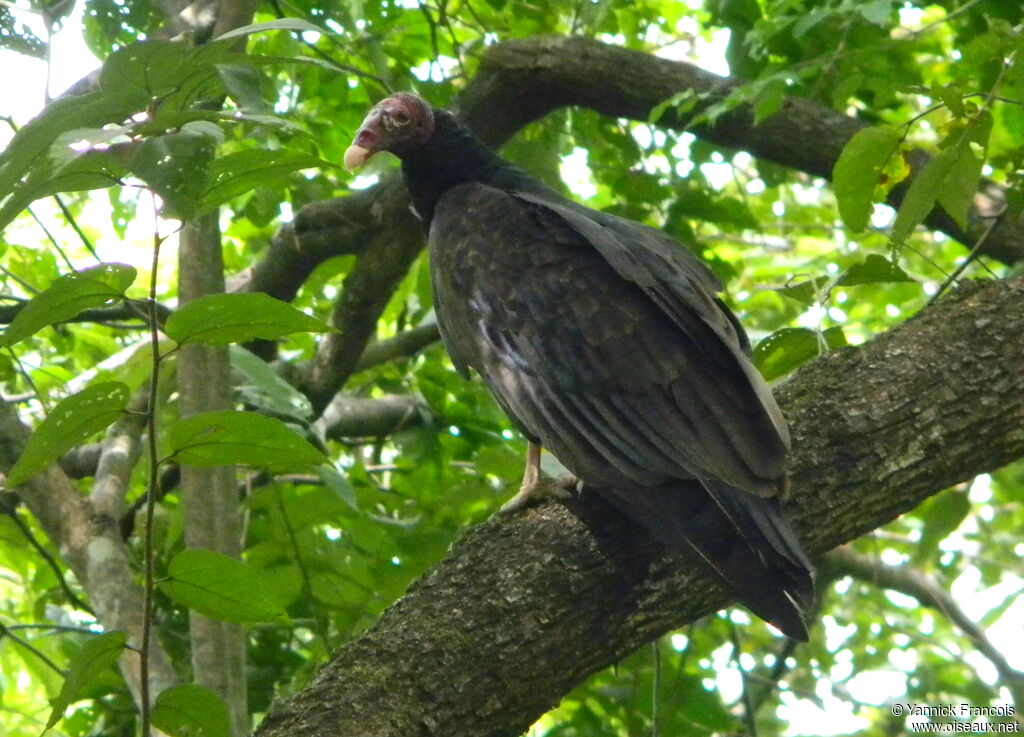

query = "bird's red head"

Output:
[[344, 93, 435, 170]]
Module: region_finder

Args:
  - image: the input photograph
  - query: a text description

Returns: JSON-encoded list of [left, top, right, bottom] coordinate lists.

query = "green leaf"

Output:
[[213, 18, 327, 43], [752, 78, 787, 125], [151, 684, 231, 737], [474, 444, 524, 480], [165, 293, 334, 346], [890, 146, 959, 247], [793, 8, 828, 38], [166, 410, 326, 470], [832, 126, 901, 232], [669, 185, 759, 230], [99, 40, 226, 113], [0, 150, 128, 230], [230, 345, 312, 420], [128, 132, 217, 219], [0, 90, 140, 218], [753, 327, 847, 381], [180, 120, 226, 142], [773, 276, 830, 306], [200, 150, 328, 212], [315, 463, 358, 512], [216, 63, 271, 114], [45, 631, 126, 732], [674, 675, 736, 731], [0, 263, 137, 348], [98, 41, 187, 105], [914, 489, 970, 563], [858, 0, 892, 26], [837, 254, 915, 286], [935, 142, 983, 230], [936, 82, 966, 118], [8, 382, 130, 486], [980, 585, 1023, 628], [232, 52, 351, 76], [158, 549, 289, 623], [648, 89, 700, 125]]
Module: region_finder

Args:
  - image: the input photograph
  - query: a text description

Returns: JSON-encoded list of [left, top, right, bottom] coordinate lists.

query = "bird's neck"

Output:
[[401, 112, 509, 227]]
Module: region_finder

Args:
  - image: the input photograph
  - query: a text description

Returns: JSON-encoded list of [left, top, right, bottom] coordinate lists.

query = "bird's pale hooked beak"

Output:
[[343, 109, 383, 171], [343, 144, 372, 170]]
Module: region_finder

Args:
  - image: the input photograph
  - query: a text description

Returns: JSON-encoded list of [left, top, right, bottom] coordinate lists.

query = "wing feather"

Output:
[[429, 182, 788, 496]]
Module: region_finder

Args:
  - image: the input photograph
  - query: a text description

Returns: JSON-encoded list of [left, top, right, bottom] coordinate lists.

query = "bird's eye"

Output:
[[382, 110, 411, 131]]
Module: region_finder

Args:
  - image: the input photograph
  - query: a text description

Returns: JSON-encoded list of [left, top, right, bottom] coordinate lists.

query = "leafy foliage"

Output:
[[832, 125, 904, 233], [164, 293, 334, 346], [44, 631, 126, 732], [165, 410, 326, 469], [7, 381, 130, 486], [159, 550, 289, 624], [151, 684, 231, 737], [0, 1, 1021, 736], [0, 263, 136, 348]]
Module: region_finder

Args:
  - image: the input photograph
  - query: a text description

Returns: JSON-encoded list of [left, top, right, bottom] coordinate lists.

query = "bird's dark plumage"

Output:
[[345, 93, 815, 640]]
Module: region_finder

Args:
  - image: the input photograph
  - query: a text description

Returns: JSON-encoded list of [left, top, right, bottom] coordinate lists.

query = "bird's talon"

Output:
[[500, 475, 575, 514], [556, 473, 581, 492]]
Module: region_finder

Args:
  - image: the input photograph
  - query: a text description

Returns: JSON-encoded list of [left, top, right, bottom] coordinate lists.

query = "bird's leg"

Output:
[[522, 441, 542, 493], [500, 442, 576, 513]]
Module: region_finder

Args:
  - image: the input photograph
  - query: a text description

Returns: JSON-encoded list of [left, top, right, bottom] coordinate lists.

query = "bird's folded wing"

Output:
[[429, 183, 789, 496]]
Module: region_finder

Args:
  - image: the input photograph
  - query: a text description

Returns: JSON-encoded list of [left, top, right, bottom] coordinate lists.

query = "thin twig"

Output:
[[26, 206, 75, 271], [926, 49, 1018, 301], [824, 547, 1024, 708], [0, 505, 94, 614], [418, 1, 443, 81], [52, 194, 100, 261], [750, 637, 799, 711], [650, 639, 660, 737], [266, 0, 391, 90], [909, 0, 987, 38], [3, 622, 100, 635], [0, 265, 41, 295], [0, 300, 167, 329], [929, 208, 1006, 304], [355, 322, 440, 371], [727, 622, 759, 737], [139, 203, 165, 737], [458, 0, 490, 34], [0, 621, 65, 676], [275, 487, 332, 648], [434, 0, 468, 79], [5, 348, 44, 410]]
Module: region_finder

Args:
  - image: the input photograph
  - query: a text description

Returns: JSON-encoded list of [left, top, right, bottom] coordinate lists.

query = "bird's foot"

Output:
[[500, 473, 578, 513]]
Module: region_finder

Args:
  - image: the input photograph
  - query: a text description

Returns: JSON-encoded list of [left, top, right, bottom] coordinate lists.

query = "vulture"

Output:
[[344, 93, 815, 640]]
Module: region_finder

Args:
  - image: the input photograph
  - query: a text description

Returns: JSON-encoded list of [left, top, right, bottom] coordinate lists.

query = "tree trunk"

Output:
[[178, 215, 249, 737]]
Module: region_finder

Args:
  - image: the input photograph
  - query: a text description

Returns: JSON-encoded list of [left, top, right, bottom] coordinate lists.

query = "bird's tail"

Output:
[[596, 480, 814, 640]]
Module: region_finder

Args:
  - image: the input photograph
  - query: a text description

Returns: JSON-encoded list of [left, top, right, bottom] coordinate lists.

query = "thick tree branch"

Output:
[[355, 322, 441, 373], [822, 546, 1024, 713], [313, 393, 427, 441], [0, 301, 171, 328], [89, 403, 146, 521], [300, 177, 425, 413], [254, 276, 1024, 737]]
